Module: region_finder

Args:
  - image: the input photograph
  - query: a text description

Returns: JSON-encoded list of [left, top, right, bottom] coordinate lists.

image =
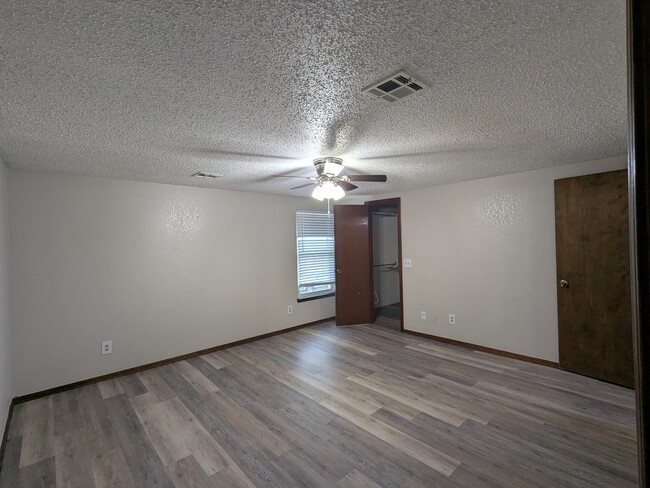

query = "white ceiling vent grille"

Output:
[[191, 171, 222, 179], [362, 70, 427, 103]]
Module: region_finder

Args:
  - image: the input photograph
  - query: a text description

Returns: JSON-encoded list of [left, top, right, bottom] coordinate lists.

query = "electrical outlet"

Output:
[[101, 340, 112, 355], [287, 305, 293, 315], [403, 258, 412, 268], [449, 314, 456, 325], [420, 311, 427, 320], [432, 314, 439, 323]]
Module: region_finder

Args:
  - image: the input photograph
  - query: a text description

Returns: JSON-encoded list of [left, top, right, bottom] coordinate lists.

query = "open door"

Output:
[[555, 169, 633, 387], [333, 205, 373, 325]]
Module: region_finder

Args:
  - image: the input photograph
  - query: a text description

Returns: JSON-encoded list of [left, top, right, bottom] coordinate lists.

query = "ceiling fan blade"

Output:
[[346, 174, 388, 182], [290, 182, 318, 190], [270, 175, 316, 180], [337, 180, 358, 191]]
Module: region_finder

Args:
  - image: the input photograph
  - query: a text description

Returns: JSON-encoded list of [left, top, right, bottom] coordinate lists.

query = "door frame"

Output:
[[628, 0, 650, 483], [365, 198, 404, 331]]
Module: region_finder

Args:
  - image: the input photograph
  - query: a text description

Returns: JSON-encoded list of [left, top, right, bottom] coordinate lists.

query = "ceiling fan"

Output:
[[272, 157, 387, 201]]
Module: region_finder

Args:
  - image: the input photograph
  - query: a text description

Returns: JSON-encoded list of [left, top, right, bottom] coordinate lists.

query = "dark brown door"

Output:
[[334, 205, 373, 325], [555, 169, 633, 387]]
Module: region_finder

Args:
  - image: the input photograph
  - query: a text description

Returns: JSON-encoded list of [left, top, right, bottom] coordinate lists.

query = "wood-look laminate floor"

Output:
[[374, 305, 401, 331], [0, 322, 638, 487]]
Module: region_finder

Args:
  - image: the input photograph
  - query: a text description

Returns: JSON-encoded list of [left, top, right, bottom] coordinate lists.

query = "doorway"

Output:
[[332, 199, 404, 328], [367, 198, 403, 331]]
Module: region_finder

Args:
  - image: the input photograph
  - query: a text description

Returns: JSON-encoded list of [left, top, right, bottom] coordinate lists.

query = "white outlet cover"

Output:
[[420, 311, 426, 320], [449, 314, 456, 325], [403, 258, 412, 268], [287, 305, 293, 315], [101, 340, 112, 355]]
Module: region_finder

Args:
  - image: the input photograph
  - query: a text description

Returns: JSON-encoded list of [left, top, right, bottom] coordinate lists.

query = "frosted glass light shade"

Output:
[[312, 179, 346, 201], [323, 160, 344, 176], [320, 180, 336, 198], [331, 184, 345, 200], [312, 185, 325, 201]]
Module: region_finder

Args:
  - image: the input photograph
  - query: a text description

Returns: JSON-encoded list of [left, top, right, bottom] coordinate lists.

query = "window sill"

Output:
[[297, 292, 335, 303]]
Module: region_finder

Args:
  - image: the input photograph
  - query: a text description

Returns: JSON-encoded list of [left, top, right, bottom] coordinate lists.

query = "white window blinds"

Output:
[[296, 211, 335, 299]]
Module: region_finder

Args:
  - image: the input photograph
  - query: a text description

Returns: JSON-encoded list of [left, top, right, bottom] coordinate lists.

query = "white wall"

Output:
[[0, 161, 12, 426], [372, 213, 400, 307], [8, 170, 335, 396], [398, 156, 627, 362]]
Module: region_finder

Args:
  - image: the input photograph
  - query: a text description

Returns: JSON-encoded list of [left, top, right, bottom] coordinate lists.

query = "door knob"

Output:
[[559, 279, 569, 288]]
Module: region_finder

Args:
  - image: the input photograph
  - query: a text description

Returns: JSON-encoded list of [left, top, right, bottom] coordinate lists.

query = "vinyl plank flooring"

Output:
[[0, 436, 21, 487], [131, 396, 192, 467], [137, 369, 177, 402], [19, 397, 54, 468], [321, 396, 460, 476], [0, 321, 638, 487], [118, 373, 148, 397], [52, 389, 82, 436], [327, 416, 458, 488], [76, 385, 121, 457], [241, 400, 355, 482], [16, 456, 56, 488], [205, 391, 291, 459], [53, 428, 95, 487], [164, 455, 218, 488], [347, 373, 469, 426], [174, 360, 220, 396], [200, 352, 231, 370], [337, 469, 384, 488], [96, 378, 124, 399], [104, 394, 174, 488], [209, 465, 255, 488], [91, 447, 136, 488]]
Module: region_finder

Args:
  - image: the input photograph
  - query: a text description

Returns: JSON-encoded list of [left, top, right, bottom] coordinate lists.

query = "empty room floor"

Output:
[[0, 322, 637, 487]]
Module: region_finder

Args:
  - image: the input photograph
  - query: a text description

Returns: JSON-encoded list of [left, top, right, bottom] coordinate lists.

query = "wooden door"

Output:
[[555, 169, 633, 387], [334, 205, 373, 325]]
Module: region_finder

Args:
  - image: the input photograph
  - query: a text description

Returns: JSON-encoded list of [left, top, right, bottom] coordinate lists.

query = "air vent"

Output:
[[376, 80, 400, 93], [191, 171, 222, 179], [362, 70, 428, 103]]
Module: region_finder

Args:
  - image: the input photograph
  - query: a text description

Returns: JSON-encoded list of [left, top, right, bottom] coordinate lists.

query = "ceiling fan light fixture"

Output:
[[321, 179, 337, 199], [284, 157, 386, 199], [312, 184, 325, 201], [331, 184, 345, 201], [312, 179, 346, 201], [323, 160, 344, 176]]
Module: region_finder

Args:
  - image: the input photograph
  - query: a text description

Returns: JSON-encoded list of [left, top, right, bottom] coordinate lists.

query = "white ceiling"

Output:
[[0, 1, 627, 198]]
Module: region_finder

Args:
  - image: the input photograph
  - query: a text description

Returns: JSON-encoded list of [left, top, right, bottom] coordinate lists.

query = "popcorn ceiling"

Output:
[[0, 0, 627, 197]]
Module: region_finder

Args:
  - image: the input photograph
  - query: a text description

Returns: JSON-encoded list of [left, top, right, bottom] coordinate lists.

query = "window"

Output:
[[296, 211, 335, 300]]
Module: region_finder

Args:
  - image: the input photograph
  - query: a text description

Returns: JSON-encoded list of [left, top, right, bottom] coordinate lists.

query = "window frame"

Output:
[[295, 210, 336, 301]]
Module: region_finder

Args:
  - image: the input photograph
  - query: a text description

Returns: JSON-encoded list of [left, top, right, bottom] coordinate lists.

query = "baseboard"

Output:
[[0, 398, 15, 476], [13, 317, 335, 405], [402, 329, 559, 368]]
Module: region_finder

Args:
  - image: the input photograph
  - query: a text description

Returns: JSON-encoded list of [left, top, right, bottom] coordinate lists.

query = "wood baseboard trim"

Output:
[[13, 317, 335, 405], [0, 399, 16, 476], [402, 329, 559, 368]]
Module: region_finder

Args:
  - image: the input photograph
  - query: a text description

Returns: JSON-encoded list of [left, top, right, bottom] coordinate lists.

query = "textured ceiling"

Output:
[[0, 0, 627, 197]]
